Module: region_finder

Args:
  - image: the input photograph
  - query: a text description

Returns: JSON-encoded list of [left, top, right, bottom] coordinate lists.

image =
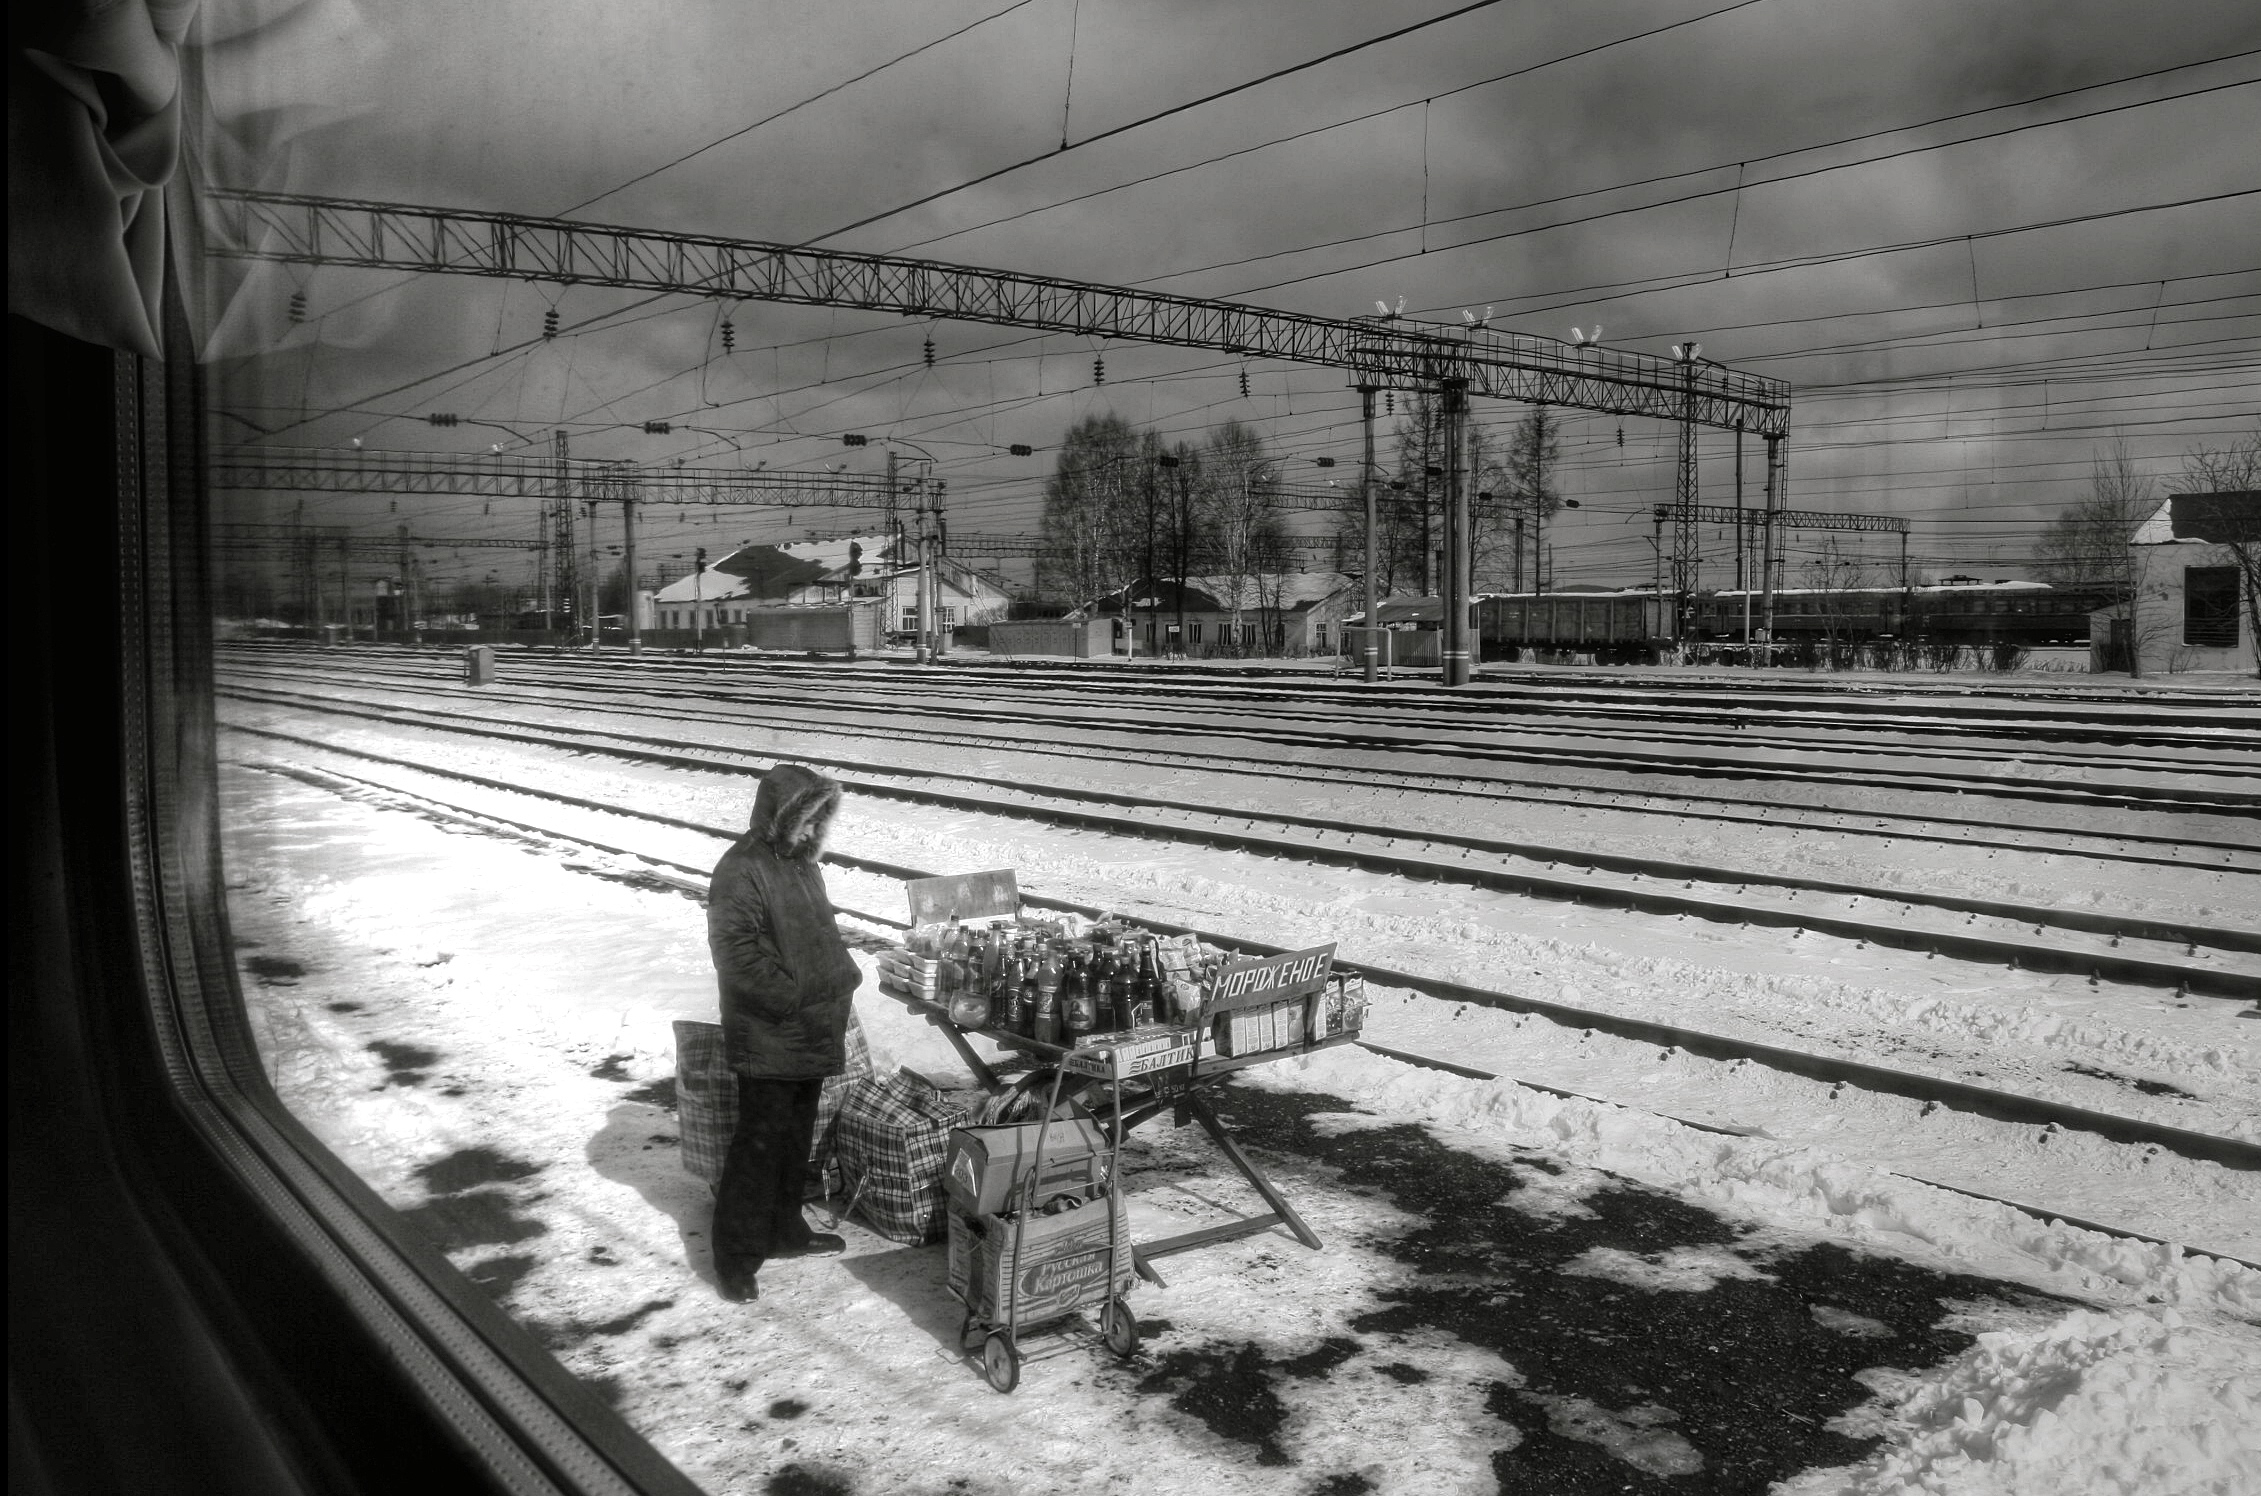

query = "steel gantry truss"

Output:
[[206, 190, 1790, 438], [210, 445, 896, 508]]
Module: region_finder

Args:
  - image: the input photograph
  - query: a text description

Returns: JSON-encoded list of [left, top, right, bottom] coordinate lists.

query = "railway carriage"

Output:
[[1477, 581, 2117, 659]]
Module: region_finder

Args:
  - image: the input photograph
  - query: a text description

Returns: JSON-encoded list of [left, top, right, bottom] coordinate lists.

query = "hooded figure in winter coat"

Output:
[[707, 763, 863, 1300]]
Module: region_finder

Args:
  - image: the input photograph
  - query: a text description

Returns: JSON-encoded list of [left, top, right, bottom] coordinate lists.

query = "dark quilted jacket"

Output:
[[708, 764, 862, 1078]]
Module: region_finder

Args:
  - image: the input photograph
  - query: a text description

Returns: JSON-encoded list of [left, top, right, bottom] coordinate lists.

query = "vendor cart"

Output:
[[945, 1063, 1139, 1391], [882, 871, 1369, 1292]]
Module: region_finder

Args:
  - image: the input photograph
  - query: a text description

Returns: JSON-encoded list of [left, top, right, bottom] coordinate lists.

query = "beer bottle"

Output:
[[1063, 951, 1098, 1039], [1132, 942, 1161, 1028], [1106, 949, 1136, 1031], [1032, 945, 1062, 1045]]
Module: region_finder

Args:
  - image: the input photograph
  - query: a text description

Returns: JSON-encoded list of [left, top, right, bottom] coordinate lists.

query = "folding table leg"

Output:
[[1184, 1093, 1323, 1250], [929, 1022, 1003, 1093]]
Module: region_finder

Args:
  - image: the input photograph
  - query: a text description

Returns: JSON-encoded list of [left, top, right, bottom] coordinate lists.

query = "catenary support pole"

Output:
[[914, 466, 932, 665], [1441, 377, 1472, 686], [1359, 384, 1379, 684], [623, 486, 640, 655], [1673, 357, 1699, 641], [1760, 434, 1784, 647], [586, 498, 600, 649], [1736, 426, 1748, 647]]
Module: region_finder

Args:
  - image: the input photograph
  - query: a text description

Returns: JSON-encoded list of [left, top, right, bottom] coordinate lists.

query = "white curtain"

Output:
[[10, 0, 381, 359], [9, 1, 198, 356]]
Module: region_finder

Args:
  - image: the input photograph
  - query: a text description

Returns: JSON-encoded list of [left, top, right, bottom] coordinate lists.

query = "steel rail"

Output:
[[217, 702, 2261, 993], [215, 660, 2256, 872], [216, 652, 2261, 816], [222, 640, 2261, 737], [223, 747, 2261, 1179], [215, 656, 2261, 856]]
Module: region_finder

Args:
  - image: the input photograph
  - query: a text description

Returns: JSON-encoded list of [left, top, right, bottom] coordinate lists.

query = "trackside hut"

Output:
[[2090, 490, 2260, 675]]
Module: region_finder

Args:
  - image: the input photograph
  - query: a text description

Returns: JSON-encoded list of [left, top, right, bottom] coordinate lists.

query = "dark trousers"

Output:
[[713, 1076, 823, 1282]]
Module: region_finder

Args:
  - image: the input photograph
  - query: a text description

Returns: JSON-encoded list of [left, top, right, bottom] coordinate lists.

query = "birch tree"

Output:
[[1196, 419, 1279, 654], [1036, 413, 1142, 606]]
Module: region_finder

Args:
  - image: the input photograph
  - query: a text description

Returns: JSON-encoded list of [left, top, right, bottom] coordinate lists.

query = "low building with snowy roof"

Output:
[[2090, 490, 2258, 676], [1083, 571, 1365, 657], [651, 536, 1011, 640]]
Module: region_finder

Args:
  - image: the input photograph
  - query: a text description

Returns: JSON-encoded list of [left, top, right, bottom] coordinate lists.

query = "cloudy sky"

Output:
[[198, 0, 2261, 594]]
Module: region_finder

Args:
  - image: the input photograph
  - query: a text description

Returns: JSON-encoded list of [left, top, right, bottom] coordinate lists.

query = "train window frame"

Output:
[[74, 254, 709, 1495]]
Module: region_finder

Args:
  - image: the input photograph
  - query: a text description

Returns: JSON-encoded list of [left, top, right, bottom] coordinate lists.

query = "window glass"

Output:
[[2185, 566, 2239, 646]]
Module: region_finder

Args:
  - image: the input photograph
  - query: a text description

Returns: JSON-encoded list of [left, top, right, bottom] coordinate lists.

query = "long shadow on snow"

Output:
[[1141, 1082, 2076, 1496], [585, 1100, 725, 1290]]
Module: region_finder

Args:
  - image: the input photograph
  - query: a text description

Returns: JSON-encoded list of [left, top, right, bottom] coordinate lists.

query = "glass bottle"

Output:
[[1063, 950, 1097, 1039], [1104, 949, 1134, 1032], [1032, 943, 1064, 1045]]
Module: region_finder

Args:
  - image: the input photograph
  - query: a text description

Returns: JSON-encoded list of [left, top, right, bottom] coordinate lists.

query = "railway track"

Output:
[[217, 686, 2261, 998], [223, 647, 2261, 806], [218, 668, 2253, 870], [220, 745, 2260, 1271], [220, 654, 2261, 859], [227, 639, 2261, 728]]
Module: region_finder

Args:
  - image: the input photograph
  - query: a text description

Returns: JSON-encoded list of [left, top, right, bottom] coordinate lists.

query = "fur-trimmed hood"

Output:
[[749, 763, 841, 862]]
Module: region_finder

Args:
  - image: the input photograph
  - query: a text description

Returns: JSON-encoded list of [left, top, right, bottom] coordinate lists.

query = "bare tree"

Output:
[[1802, 536, 1870, 666], [2172, 423, 2261, 677], [2036, 441, 2166, 676], [1196, 419, 1276, 654], [1495, 405, 1559, 592], [1036, 413, 1142, 605]]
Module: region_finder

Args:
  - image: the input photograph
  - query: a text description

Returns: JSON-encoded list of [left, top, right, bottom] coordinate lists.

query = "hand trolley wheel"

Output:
[[982, 1331, 1021, 1393], [1100, 1300, 1140, 1358]]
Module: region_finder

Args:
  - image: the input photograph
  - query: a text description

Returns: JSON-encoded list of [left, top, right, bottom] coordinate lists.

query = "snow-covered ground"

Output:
[[222, 702, 2261, 1163], [214, 664, 2261, 1495]]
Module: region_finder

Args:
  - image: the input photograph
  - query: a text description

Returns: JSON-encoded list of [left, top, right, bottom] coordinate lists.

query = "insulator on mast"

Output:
[[923, 337, 935, 367], [1238, 368, 1249, 398], [543, 307, 560, 339], [287, 290, 308, 324], [1093, 356, 1105, 386], [720, 317, 735, 354]]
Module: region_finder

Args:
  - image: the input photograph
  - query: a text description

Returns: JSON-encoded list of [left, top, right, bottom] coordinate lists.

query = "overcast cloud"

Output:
[[200, 0, 2261, 589]]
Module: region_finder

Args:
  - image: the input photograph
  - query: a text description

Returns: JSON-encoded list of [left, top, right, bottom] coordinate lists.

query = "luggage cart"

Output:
[[948, 1063, 1139, 1392]]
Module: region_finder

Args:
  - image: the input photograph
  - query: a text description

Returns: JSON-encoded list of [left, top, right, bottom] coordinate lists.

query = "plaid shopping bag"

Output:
[[673, 1011, 875, 1193], [673, 1019, 735, 1189], [833, 1067, 980, 1245], [807, 1012, 874, 1197]]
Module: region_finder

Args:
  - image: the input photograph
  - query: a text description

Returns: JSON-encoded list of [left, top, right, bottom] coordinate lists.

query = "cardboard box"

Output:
[[1216, 994, 1314, 1056], [1060, 1026, 1203, 1081], [947, 1197, 1134, 1326], [945, 1119, 1107, 1216]]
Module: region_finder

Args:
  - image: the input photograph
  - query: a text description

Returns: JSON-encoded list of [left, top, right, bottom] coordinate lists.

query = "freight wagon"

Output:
[[1476, 590, 1665, 662]]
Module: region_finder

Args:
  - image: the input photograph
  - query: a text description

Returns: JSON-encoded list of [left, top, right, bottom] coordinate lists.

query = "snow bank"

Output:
[[1774, 1308, 2261, 1496]]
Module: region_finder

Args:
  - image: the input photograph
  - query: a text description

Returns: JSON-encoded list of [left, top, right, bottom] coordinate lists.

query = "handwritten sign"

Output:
[[1202, 943, 1337, 1017]]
